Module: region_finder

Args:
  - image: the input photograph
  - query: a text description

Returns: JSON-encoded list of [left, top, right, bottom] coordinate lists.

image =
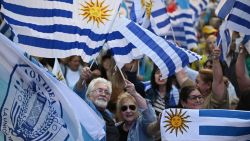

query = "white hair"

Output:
[[86, 77, 112, 98]]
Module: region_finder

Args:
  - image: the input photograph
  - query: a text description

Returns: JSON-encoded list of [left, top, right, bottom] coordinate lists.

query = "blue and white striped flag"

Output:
[[217, 21, 231, 66], [110, 16, 201, 78], [226, 0, 250, 35], [168, 9, 198, 49], [215, 0, 236, 19], [106, 31, 143, 68], [189, 0, 209, 18], [161, 109, 250, 141], [216, 0, 250, 35], [130, 0, 172, 36], [1, 0, 201, 78], [150, 0, 171, 36], [166, 23, 188, 49], [0, 34, 105, 141], [130, 0, 145, 24], [1, 0, 121, 62]]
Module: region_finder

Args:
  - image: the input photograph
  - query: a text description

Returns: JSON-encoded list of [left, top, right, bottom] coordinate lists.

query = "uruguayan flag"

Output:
[[106, 31, 143, 68], [110, 16, 201, 78], [189, 0, 209, 18], [130, 0, 171, 36], [1, 0, 201, 78], [216, 0, 250, 35], [0, 34, 105, 141], [217, 21, 232, 66], [161, 109, 250, 141], [150, 0, 171, 36], [130, 0, 145, 24], [1, 0, 121, 62], [168, 10, 197, 49], [226, 0, 250, 35], [215, 0, 236, 19], [166, 23, 188, 49]]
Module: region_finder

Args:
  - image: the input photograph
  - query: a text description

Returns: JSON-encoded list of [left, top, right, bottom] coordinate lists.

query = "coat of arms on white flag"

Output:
[[0, 34, 105, 141]]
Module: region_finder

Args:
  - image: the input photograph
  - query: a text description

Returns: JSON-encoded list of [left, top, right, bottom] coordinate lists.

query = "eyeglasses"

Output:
[[92, 88, 111, 95], [121, 105, 136, 112], [188, 95, 204, 101]]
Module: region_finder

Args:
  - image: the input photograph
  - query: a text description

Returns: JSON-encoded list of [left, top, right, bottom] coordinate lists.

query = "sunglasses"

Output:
[[121, 105, 136, 112]]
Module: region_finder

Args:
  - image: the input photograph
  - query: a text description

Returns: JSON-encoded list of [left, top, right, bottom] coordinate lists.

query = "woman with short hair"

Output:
[[116, 79, 158, 141]]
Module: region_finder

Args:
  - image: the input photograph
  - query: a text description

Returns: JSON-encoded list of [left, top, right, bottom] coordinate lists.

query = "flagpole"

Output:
[[216, 38, 222, 48], [80, 59, 96, 85], [169, 23, 177, 43], [89, 59, 96, 69], [166, 16, 177, 44], [116, 65, 128, 85]]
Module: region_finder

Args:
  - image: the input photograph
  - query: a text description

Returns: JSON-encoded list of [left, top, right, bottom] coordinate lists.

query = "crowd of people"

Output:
[[37, 39, 250, 140]]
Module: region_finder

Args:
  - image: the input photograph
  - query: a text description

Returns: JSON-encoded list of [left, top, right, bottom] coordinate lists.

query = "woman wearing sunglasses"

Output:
[[116, 79, 158, 141]]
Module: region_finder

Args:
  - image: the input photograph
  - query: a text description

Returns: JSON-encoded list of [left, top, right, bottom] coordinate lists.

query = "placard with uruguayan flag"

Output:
[[1, 0, 121, 62], [0, 34, 105, 141], [161, 109, 250, 141]]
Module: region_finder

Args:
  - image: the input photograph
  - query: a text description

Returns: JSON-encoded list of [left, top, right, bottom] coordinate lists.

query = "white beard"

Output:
[[93, 99, 108, 109]]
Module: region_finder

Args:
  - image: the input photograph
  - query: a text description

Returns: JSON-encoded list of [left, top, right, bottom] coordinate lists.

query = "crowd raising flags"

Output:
[[2, 0, 250, 140]]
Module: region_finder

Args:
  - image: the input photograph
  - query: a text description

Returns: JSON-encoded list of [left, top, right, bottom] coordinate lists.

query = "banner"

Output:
[[0, 34, 105, 141]]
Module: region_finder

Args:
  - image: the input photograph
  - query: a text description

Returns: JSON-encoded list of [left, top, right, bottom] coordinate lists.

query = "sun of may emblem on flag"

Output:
[[163, 109, 191, 136], [80, 0, 112, 27], [145, 0, 153, 19]]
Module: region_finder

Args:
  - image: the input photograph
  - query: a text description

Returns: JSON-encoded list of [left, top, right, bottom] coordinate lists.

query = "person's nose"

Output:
[[196, 97, 202, 103], [98, 90, 107, 97]]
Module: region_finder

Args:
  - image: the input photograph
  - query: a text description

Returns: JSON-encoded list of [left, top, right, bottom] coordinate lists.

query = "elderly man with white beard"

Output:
[[73, 67, 120, 141]]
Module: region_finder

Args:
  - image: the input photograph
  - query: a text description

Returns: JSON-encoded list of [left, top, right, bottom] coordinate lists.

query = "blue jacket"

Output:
[[73, 85, 111, 141], [126, 101, 157, 141]]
